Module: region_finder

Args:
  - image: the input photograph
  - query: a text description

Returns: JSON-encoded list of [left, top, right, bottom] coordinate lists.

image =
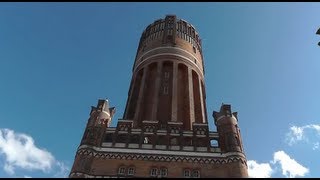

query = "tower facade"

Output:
[[69, 15, 248, 178]]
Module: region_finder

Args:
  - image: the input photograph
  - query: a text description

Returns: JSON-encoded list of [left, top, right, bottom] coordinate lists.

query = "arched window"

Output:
[[150, 167, 158, 177], [128, 166, 135, 176], [183, 169, 191, 178], [192, 170, 200, 178], [160, 167, 168, 177], [118, 166, 126, 175]]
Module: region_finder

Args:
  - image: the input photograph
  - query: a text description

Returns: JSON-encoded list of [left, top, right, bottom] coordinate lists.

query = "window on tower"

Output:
[[183, 169, 191, 178], [163, 86, 169, 95], [116, 134, 127, 143], [144, 137, 149, 144], [160, 167, 168, 177], [210, 139, 218, 147], [184, 137, 193, 146], [130, 134, 140, 144], [150, 167, 158, 177], [104, 133, 113, 143], [118, 166, 126, 175], [170, 137, 178, 145], [192, 170, 200, 178], [164, 71, 170, 79], [128, 166, 135, 176]]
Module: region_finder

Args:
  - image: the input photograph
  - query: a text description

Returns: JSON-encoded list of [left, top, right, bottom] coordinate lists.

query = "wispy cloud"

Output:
[[247, 160, 273, 178], [53, 161, 70, 178], [272, 150, 309, 178], [0, 128, 69, 177], [286, 124, 320, 146], [286, 126, 304, 145], [248, 150, 309, 178], [312, 142, 319, 150]]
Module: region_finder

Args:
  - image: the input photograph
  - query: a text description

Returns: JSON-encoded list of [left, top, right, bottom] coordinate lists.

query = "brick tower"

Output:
[[69, 15, 248, 178]]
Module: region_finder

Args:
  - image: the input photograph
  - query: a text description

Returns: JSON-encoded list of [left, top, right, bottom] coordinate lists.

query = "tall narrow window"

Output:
[[193, 46, 196, 54], [164, 72, 170, 79], [163, 86, 169, 95]]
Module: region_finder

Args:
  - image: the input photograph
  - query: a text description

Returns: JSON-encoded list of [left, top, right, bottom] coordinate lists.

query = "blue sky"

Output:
[[0, 2, 320, 178]]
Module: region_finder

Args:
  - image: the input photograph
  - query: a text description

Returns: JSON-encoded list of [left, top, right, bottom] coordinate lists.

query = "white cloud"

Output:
[[248, 150, 310, 178], [0, 128, 69, 177], [286, 126, 305, 145], [272, 150, 309, 178], [23, 175, 31, 178], [247, 160, 273, 178], [286, 124, 320, 146], [248, 124, 315, 178]]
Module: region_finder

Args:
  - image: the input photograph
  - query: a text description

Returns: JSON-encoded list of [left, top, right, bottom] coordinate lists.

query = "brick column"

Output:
[[134, 67, 148, 126], [188, 67, 195, 129], [199, 78, 205, 123], [123, 75, 136, 119], [151, 62, 162, 121], [171, 62, 178, 122]]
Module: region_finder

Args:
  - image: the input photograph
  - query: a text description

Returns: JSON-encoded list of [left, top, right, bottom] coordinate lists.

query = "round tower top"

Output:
[[140, 15, 202, 46]]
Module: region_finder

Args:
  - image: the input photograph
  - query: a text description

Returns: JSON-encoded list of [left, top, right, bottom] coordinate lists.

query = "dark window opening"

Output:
[[184, 138, 193, 146], [116, 134, 127, 143], [104, 133, 113, 143], [130, 135, 140, 144]]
